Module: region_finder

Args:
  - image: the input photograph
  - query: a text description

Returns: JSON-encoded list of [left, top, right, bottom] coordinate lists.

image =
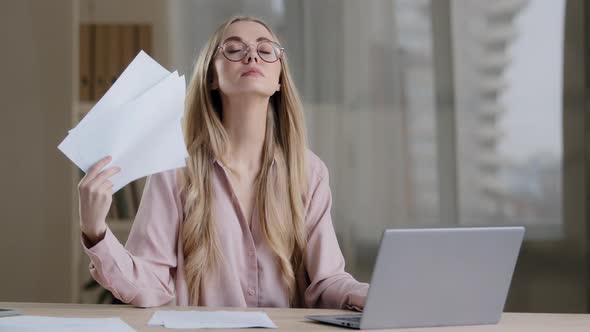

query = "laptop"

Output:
[[305, 226, 525, 329]]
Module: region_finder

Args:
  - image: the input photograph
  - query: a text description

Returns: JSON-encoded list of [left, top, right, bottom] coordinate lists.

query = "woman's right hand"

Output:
[[78, 155, 121, 246]]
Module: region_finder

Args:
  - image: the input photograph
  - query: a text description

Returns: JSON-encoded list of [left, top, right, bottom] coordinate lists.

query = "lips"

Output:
[[241, 68, 263, 77]]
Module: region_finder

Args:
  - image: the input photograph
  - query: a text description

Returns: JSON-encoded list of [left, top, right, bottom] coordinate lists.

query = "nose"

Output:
[[241, 44, 259, 64]]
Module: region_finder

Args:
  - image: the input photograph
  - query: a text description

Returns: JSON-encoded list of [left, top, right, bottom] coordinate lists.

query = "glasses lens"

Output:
[[222, 40, 246, 61], [258, 42, 280, 62]]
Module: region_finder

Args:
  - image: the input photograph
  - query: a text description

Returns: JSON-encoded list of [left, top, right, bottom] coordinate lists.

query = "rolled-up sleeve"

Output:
[[302, 161, 369, 311], [81, 168, 182, 307]]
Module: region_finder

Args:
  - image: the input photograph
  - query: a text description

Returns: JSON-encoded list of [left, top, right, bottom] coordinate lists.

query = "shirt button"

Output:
[[248, 251, 255, 257], [248, 288, 255, 296]]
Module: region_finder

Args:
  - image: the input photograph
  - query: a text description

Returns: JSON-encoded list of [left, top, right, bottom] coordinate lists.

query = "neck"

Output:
[[220, 94, 269, 172]]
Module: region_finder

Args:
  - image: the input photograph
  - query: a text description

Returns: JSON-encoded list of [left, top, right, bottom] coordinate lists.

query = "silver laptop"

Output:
[[305, 226, 525, 329]]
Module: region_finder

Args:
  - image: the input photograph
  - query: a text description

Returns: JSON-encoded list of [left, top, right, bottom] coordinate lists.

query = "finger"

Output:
[[80, 156, 112, 186], [98, 180, 114, 193], [83, 156, 113, 183], [90, 167, 121, 188]]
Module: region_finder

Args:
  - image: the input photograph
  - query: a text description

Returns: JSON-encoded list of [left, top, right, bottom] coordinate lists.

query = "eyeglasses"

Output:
[[216, 39, 284, 63]]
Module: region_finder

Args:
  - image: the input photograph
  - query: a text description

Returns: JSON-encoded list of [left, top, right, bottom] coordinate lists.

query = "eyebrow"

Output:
[[222, 36, 274, 43]]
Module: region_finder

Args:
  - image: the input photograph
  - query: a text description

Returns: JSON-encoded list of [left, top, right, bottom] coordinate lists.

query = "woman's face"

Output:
[[213, 21, 282, 98]]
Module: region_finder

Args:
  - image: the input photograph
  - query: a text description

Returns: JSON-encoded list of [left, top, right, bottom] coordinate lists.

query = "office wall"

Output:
[[0, 0, 74, 302]]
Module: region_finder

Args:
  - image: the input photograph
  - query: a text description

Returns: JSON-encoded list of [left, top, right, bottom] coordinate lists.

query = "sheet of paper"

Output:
[[58, 52, 188, 193], [70, 50, 171, 133], [0, 316, 136, 332], [148, 310, 278, 329]]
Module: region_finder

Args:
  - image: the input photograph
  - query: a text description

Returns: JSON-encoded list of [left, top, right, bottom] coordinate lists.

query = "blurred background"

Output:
[[0, 0, 588, 313]]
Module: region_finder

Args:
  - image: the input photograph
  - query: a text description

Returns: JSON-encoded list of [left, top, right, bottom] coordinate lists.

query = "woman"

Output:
[[78, 16, 368, 310]]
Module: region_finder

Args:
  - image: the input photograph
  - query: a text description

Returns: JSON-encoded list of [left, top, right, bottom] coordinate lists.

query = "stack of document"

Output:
[[148, 310, 278, 329], [58, 50, 189, 193]]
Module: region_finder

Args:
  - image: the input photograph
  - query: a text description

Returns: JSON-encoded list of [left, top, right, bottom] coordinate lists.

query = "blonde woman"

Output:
[[78, 16, 368, 310]]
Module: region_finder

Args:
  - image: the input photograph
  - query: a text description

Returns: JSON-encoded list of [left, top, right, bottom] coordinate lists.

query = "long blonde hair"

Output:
[[179, 16, 308, 305]]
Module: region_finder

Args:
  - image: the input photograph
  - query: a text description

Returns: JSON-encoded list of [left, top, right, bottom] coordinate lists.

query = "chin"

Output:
[[232, 87, 274, 98]]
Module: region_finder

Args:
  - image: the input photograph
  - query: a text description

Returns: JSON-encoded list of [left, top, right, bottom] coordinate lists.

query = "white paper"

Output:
[[148, 310, 278, 329], [0, 316, 136, 332], [70, 50, 171, 133], [58, 51, 189, 193]]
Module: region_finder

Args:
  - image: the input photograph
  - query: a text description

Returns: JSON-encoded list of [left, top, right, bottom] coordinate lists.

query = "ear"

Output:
[[276, 83, 281, 92]]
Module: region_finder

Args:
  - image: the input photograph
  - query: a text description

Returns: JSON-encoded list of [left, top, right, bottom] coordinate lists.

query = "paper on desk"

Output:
[[58, 51, 188, 193], [148, 310, 278, 329], [0, 316, 136, 332]]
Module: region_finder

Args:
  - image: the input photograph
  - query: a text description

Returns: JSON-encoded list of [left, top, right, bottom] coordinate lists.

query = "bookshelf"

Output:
[[71, 0, 168, 303]]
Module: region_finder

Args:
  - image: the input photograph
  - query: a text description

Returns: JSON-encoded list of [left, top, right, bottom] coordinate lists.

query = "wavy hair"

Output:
[[179, 15, 308, 305]]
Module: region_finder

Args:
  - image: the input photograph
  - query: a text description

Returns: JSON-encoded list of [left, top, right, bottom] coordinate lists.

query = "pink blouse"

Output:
[[82, 149, 369, 310]]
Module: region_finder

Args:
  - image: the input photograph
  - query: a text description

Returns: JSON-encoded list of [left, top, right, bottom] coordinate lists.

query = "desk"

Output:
[[1, 302, 589, 331]]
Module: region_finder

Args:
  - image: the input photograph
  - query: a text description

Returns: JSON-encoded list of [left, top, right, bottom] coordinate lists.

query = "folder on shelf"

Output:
[[93, 25, 109, 100], [138, 24, 152, 55], [120, 25, 136, 76], [78, 23, 153, 108], [106, 24, 121, 90], [79, 24, 93, 101]]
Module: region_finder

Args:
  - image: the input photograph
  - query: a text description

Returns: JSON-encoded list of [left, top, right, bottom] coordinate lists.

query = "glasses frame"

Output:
[[216, 40, 285, 63]]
